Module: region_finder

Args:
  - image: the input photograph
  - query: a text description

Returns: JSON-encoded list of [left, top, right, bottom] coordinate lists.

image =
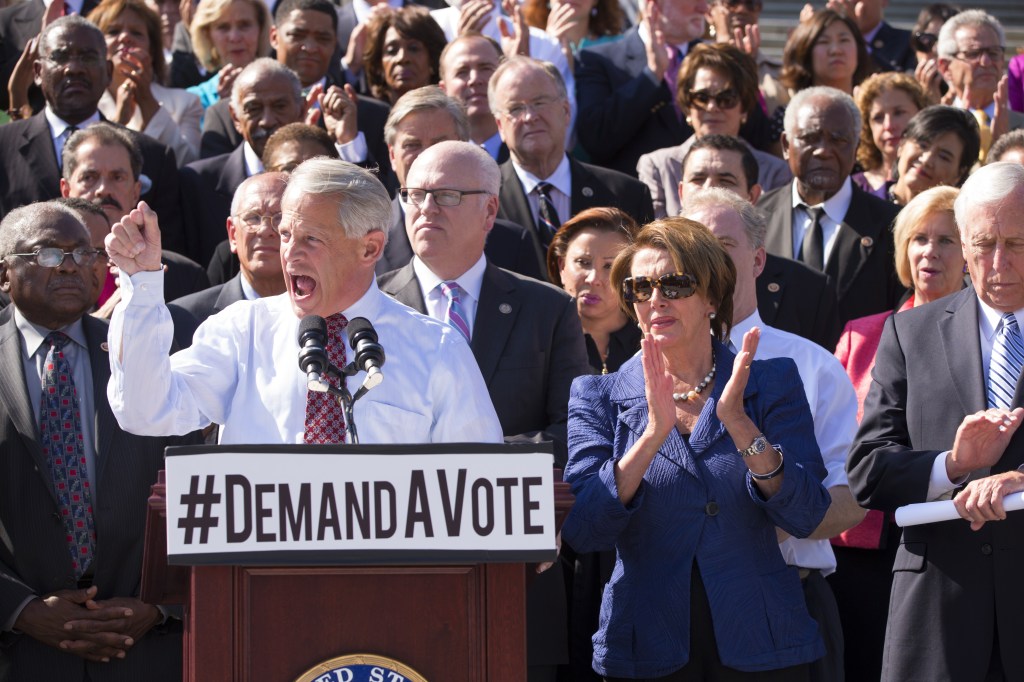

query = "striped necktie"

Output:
[[988, 312, 1024, 409], [439, 281, 472, 343], [535, 182, 561, 248]]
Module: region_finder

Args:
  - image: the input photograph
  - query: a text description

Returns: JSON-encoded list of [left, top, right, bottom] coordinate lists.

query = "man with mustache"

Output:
[[60, 123, 208, 303]]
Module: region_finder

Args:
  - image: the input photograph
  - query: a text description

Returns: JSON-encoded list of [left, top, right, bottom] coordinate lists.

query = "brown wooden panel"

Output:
[[187, 566, 235, 682], [485, 564, 527, 680]]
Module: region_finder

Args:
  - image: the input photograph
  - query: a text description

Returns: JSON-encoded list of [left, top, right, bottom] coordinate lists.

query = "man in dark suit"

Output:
[[678, 134, 841, 349], [375, 86, 543, 279], [59, 124, 209, 303], [438, 34, 508, 163], [0, 201, 196, 679], [200, 0, 391, 175], [378, 141, 589, 681], [758, 86, 902, 327], [171, 172, 288, 346], [489, 57, 654, 274], [834, 0, 915, 73], [0, 17, 184, 252], [847, 161, 1024, 681]]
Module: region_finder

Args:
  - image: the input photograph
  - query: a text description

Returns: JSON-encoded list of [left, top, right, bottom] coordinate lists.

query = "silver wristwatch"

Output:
[[740, 434, 769, 458]]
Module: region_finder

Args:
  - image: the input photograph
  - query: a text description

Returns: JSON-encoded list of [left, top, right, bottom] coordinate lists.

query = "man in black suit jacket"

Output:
[[847, 162, 1024, 681], [758, 86, 903, 327], [0, 201, 197, 679], [438, 34, 509, 164], [171, 172, 288, 346], [839, 0, 915, 73], [489, 57, 654, 275], [378, 141, 589, 680], [0, 17, 184, 252], [374, 85, 543, 278]]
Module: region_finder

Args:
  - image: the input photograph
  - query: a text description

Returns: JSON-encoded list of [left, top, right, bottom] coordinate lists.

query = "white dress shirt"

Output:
[[108, 271, 504, 445], [511, 154, 572, 228], [730, 311, 859, 574], [412, 253, 487, 333], [789, 177, 854, 266]]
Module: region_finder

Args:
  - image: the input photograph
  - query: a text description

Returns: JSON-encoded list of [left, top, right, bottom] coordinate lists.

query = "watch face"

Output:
[[753, 436, 768, 454]]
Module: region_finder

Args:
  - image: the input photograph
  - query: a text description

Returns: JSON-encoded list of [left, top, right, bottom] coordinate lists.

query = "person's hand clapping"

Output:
[[641, 332, 676, 443], [717, 327, 759, 428], [105, 201, 163, 276]]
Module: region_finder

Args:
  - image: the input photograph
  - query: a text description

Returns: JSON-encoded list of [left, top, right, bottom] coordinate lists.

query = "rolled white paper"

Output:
[[895, 491, 1024, 527]]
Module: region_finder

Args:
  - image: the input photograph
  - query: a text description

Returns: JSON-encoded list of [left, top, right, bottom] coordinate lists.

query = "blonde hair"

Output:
[[190, 0, 271, 72], [893, 185, 959, 288]]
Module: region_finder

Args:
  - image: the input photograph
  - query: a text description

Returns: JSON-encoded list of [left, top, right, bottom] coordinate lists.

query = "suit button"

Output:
[[982, 543, 993, 555], [705, 502, 719, 517]]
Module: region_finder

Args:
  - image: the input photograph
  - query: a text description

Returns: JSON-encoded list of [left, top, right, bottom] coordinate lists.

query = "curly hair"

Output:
[[781, 9, 873, 93], [363, 6, 447, 104], [855, 72, 929, 172]]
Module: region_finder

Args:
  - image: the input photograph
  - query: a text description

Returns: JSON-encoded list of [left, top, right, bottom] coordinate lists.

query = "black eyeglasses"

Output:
[[399, 188, 490, 207], [6, 247, 103, 268], [910, 31, 937, 54], [689, 88, 741, 111], [622, 272, 697, 303], [952, 46, 1005, 64]]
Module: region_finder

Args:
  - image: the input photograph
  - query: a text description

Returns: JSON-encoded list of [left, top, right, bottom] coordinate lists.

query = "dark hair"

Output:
[[521, 0, 623, 40], [364, 6, 446, 104], [439, 32, 503, 80], [610, 218, 736, 341], [677, 43, 759, 116], [781, 9, 873, 92], [914, 3, 961, 36], [273, 0, 337, 31], [989, 129, 1024, 164], [54, 196, 111, 226], [900, 105, 980, 186], [87, 0, 167, 83], [682, 135, 760, 191], [262, 123, 339, 170], [546, 207, 639, 284], [63, 123, 144, 181]]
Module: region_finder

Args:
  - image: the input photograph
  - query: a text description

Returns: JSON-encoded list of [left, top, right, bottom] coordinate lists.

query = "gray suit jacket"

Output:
[[848, 286, 1024, 681], [0, 308, 196, 680], [758, 180, 904, 326]]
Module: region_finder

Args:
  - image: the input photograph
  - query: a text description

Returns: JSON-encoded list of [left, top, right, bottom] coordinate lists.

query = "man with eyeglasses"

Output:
[[378, 140, 589, 682], [169, 173, 288, 348], [489, 56, 653, 272], [0, 16, 183, 253], [757, 86, 902, 328], [936, 9, 1024, 164], [0, 200, 197, 679]]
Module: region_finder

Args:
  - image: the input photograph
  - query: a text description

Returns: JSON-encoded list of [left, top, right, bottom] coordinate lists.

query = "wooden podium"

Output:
[[142, 446, 572, 682]]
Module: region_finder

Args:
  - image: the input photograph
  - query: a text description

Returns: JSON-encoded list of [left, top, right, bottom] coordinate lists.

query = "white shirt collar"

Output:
[[953, 98, 996, 121], [728, 309, 763, 347], [790, 175, 854, 224], [239, 273, 260, 301], [411, 253, 487, 305], [977, 298, 1024, 343], [339, 277, 384, 328], [44, 106, 100, 140], [243, 142, 265, 178], [511, 153, 571, 198]]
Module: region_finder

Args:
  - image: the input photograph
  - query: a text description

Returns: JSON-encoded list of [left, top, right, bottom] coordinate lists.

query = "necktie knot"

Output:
[[440, 281, 462, 302], [325, 312, 348, 339], [988, 312, 1024, 409], [45, 331, 71, 351]]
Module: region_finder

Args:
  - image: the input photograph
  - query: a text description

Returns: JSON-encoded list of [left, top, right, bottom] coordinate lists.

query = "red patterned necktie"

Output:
[[303, 313, 348, 443], [39, 331, 96, 578]]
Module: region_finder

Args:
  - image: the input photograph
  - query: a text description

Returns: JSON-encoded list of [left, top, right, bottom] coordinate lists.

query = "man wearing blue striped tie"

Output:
[[847, 161, 1024, 681]]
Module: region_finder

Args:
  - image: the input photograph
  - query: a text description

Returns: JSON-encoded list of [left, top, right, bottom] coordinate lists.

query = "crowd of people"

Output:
[[1, 0, 1024, 679]]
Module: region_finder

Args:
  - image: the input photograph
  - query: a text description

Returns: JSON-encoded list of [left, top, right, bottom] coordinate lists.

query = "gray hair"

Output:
[[383, 86, 470, 147], [989, 129, 1024, 164], [38, 15, 103, 57], [954, 162, 1024, 235], [784, 86, 861, 140], [410, 140, 500, 194], [284, 159, 392, 239], [681, 187, 768, 250], [0, 202, 86, 260], [63, 123, 143, 182], [487, 56, 567, 118], [230, 58, 303, 116], [230, 171, 290, 216], [937, 9, 1005, 60]]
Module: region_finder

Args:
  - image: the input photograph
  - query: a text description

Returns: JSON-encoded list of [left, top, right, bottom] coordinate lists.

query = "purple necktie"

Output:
[[303, 313, 348, 443], [439, 281, 472, 343]]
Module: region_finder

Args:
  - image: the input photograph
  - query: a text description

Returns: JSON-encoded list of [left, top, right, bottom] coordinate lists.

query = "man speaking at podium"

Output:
[[104, 160, 503, 444]]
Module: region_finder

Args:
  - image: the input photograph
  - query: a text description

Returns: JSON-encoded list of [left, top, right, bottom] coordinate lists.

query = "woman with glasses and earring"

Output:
[[561, 217, 830, 681], [637, 43, 791, 219]]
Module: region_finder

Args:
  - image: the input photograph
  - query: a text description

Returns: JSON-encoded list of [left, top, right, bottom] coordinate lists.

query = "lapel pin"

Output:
[[767, 283, 781, 293], [873, 39, 885, 49], [499, 303, 512, 314], [100, 342, 109, 352], [861, 236, 874, 248], [582, 187, 594, 198]]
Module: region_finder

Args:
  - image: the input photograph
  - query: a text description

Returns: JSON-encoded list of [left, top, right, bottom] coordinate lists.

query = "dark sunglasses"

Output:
[[622, 272, 697, 303], [911, 31, 937, 54], [689, 88, 741, 111]]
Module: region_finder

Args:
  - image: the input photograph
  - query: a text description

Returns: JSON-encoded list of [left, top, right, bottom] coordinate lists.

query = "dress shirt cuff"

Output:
[[927, 451, 966, 501], [4, 595, 37, 632], [336, 131, 368, 164], [122, 268, 165, 306]]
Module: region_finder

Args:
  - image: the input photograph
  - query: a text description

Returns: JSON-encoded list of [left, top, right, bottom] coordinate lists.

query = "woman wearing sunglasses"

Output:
[[561, 217, 830, 680], [637, 43, 791, 219]]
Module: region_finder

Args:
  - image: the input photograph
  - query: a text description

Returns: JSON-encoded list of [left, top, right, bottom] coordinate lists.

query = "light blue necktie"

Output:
[[439, 281, 472, 343], [988, 312, 1024, 409]]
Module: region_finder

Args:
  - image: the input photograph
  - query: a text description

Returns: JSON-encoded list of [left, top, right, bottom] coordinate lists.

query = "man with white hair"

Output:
[[105, 159, 502, 445], [684, 187, 862, 682], [849, 161, 1024, 680], [757, 85, 902, 326], [937, 9, 1024, 163]]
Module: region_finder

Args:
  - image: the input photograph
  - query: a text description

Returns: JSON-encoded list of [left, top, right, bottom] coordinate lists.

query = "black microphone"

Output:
[[347, 317, 385, 397], [297, 315, 330, 392]]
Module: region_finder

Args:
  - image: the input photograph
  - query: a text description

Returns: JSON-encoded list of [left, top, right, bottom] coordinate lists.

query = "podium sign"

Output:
[[164, 443, 557, 565]]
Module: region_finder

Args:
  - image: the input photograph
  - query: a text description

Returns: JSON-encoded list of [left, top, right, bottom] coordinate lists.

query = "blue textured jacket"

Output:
[[562, 341, 829, 678]]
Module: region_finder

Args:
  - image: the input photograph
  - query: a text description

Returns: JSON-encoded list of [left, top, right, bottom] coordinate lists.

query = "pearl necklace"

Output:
[[672, 360, 716, 402]]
